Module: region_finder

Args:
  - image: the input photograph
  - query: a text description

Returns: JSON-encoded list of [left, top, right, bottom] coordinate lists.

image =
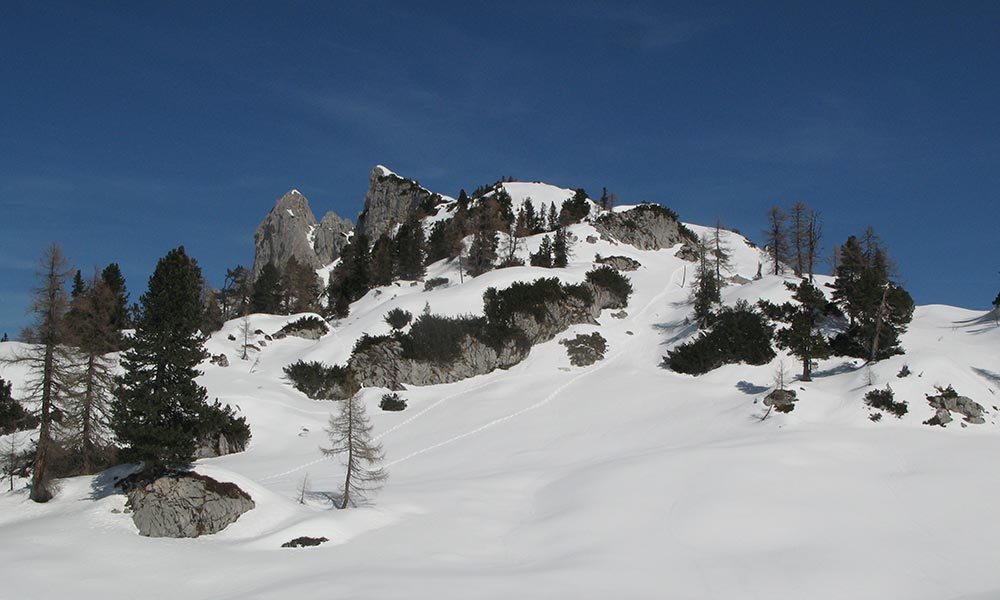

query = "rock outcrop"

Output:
[[764, 389, 797, 413], [357, 166, 442, 242], [253, 189, 353, 277], [123, 471, 254, 538], [594, 255, 642, 272], [593, 203, 696, 256], [924, 390, 985, 426]]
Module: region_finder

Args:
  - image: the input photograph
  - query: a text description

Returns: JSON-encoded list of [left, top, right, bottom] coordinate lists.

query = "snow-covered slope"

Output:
[[2, 186, 1000, 600]]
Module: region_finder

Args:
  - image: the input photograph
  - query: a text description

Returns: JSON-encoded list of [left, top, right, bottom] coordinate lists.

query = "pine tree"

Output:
[[830, 233, 914, 361], [321, 393, 386, 509], [691, 236, 721, 326], [369, 236, 395, 287], [559, 189, 590, 226], [547, 203, 558, 232], [111, 247, 210, 468], [530, 235, 553, 267], [466, 213, 498, 277], [251, 262, 283, 314], [281, 256, 322, 313], [394, 220, 427, 280], [771, 280, 831, 381], [3, 244, 75, 502], [552, 227, 570, 268], [326, 233, 372, 318], [220, 265, 251, 320], [100, 263, 130, 332], [764, 206, 789, 275]]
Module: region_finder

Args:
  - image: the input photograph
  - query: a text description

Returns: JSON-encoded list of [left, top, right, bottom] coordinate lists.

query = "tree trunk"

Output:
[[31, 345, 55, 503], [341, 400, 353, 510], [801, 356, 812, 382]]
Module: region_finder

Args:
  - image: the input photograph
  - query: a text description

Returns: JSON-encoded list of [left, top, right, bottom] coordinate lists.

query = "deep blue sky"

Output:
[[2, 1, 998, 336]]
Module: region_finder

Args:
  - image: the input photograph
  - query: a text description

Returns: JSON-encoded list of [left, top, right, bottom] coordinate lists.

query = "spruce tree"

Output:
[[770, 280, 831, 381], [251, 262, 283, 314], [466, 213, 498, 277], [100, 263, 130, 333], [394, 220, 427, 280], [552, 227, 570, 268], [530, 235, 554, 268], [111, 247, 210, 468], [326, 233, 372, 318], [691, 236, 721, 326]]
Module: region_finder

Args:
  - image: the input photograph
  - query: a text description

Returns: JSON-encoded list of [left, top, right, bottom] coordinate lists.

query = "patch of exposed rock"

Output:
[[253, 189, 353, 277], [272, 316, 329, 341], [282, 536, 329, 548], [594, 254, 642, 272], [122, 471, 254, 538], [764, 389, 797, 413], [593, 203, 696, 255], [357, 166, 443, 242], [924, 391, 985, 426]]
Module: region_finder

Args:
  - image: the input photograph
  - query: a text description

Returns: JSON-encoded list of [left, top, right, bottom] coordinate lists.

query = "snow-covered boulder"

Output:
[[124, 471, 254, 538]]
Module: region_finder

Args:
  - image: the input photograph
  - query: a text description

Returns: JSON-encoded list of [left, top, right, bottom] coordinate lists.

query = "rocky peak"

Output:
[[356, 165, 440, 241], [253, 189, 353, 277]]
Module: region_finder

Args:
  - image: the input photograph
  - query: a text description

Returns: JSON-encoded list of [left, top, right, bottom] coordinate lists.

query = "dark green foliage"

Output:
[[384, 308, 413, 331], [426, 220, 462, 264], [483, 278, 572, 327], [283, 360, 353, 400], [530, 235, 553, 267], [379, 393, 407, 412], [467, 212, 498, 277], [0, 375, 38, 434], [830, 232, 914, 361], [585, 266, 633, 306], [369, 236, 395, 287], [515, 199, 544, 237], [552, 227, 570, 267], [252, 262, 283, 314], [400, 313, 486, 364], [665, 301, 775, 375], [767, 280, 831, 381], [111, 247, 212, 467], [220, 265, 252, 320], [100, 263, 130, 331], [277, 316, 329, 337], [394, 220, 427, 280], [352, 333, 394, 355], [424, 277, 449, 291], [559, 189, 591, 226], [864, 387, 907, 417], [326, 233, 372, 318], [197, 399, 251, 453], [281, 256, 323, 313], [560, 332, 608, 366]]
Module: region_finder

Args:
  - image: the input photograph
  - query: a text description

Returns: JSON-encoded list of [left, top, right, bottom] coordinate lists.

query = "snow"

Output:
[[3, 221, 1000, 599]]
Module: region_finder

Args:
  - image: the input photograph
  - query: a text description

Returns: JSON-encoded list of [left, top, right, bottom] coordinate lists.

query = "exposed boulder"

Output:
[[925, 389, 985, 425], [282, 536, 329, 548], [210, 353, 229, 368], [122, 471, 254, 538], [253, 189, 353, 277], [349, 335, 528, 391], [594, 255, 642, 272], [272, 316, 329, 341], [593, 203, 696, 253], [764, 388, 797, 413], [357, 166, 443, 241]]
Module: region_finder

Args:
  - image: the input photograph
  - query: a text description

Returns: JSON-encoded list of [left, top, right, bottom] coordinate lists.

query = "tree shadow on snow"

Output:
[[972, 367, 1000, 388], [89, 463, 143, 500], [653, 318, 700, 349], [952, 311, 999, 334], [811, 360, 861, 379], [736, 380, 769, 395]]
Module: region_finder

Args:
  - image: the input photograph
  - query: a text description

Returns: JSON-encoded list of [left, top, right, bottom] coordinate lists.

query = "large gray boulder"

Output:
[[925, 391, 985, 425], [253, 189, 353, 277], [357, 166, 443, 242], [593, 203, 696, 255], [125, 471, 254, 538]]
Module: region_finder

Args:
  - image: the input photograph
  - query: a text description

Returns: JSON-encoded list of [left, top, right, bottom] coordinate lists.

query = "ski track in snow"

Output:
[[260, 263, 685, 480]]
